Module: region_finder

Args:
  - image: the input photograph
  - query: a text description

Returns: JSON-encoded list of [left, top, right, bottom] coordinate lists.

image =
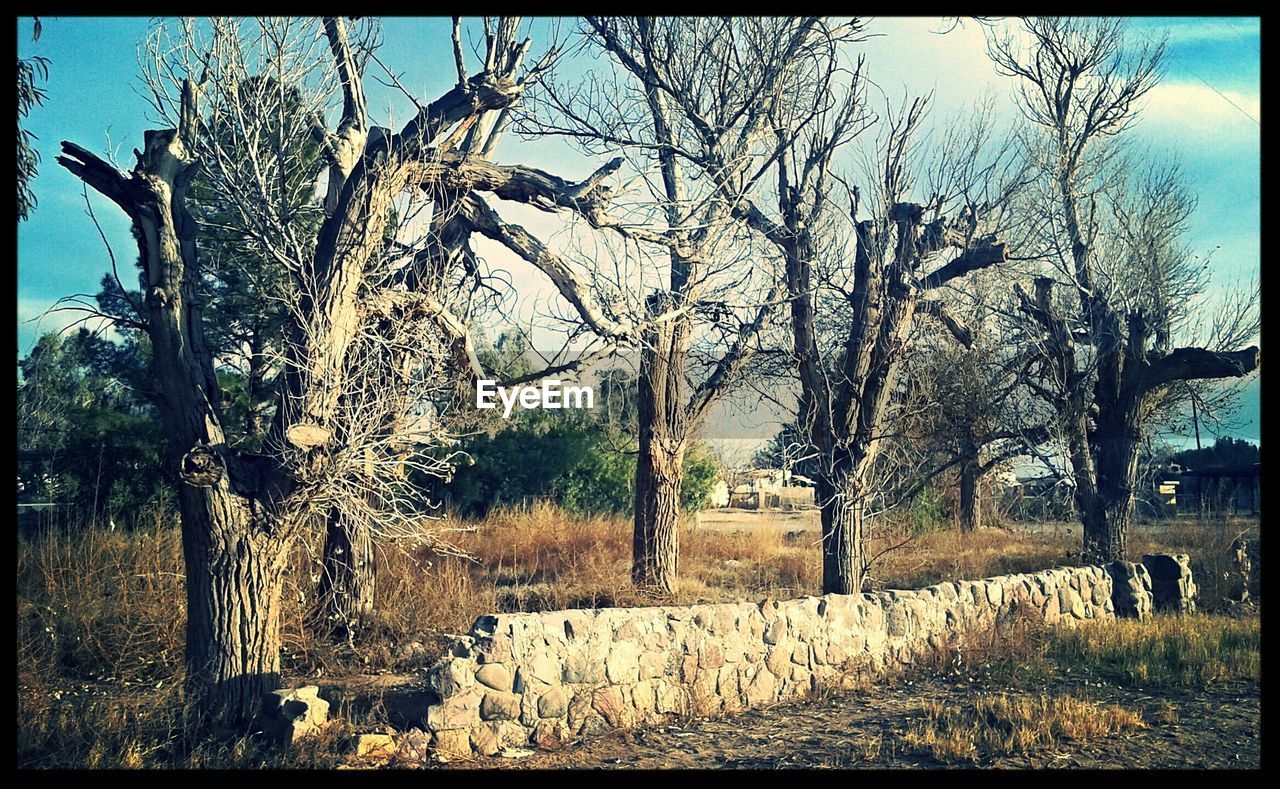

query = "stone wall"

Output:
[[1143, 554, 1197, 613], [422, 564, 1117, 758]]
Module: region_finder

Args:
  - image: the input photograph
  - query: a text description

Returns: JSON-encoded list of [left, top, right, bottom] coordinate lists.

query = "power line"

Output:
[[1162, 21, 1260, 126], [1177, 63, 1261, 126]]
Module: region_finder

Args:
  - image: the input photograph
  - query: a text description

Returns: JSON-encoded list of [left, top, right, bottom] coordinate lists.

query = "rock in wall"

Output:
[[1105, 560, 1153, 620], [1142, 553, 1197, 613], [422, 564, 1122, 758]]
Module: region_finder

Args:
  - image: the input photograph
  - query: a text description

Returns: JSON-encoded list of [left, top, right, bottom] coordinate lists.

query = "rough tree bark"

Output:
[[318, 505, 376, 641], [56, 17, 559, 725], [181, 493, 291, 724], [553, 18, 820, 595], [958, 459, 981, 533], [310, 18, 528, 640], [58, 119, 293, 724], [760, 181, 1008, 593], [988, 17, 1261, 564], [816, 467, 863, 595], [1016, 278, 1259, 564], [632, 293, 689, 593]]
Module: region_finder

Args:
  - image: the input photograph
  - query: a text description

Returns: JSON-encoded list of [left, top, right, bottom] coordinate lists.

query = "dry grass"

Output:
[[870, 526, 1076, 590], [1128, 517, 1259, 613], [15, 504, 1259, 768], [903, 693, 1145, 763], [1045, 614, 1260, 687]]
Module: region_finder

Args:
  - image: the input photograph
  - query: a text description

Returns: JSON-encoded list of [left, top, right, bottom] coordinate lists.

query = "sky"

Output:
[[15, 16, 1261, 448]]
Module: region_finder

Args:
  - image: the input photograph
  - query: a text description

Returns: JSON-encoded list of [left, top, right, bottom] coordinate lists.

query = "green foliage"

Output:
[[680, 442, 721, 512], [444, 410, 636, 518], [1170, 436, 1259, 470], [443, 354, 721, 518], [17, 330, 167, 519], [17, 17, 49, 221], [907, 484, 950, 535]]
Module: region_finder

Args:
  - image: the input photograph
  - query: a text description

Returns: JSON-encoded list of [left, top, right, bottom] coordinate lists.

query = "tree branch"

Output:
[[1142, 346, 1259, 390], [421, 154, 622, 221], [457, 194, 636, 341], [56, 142, 137, 213], [686, 281, 787, 424], [916, 299, 973, 348], [920, 237, 1009, 289]]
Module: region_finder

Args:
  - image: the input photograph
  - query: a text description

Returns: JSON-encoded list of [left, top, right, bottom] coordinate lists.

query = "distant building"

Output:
[[1006, 472, 1073, 498], [1170, 463, 1260, 515], [726, 468, 815, 510]]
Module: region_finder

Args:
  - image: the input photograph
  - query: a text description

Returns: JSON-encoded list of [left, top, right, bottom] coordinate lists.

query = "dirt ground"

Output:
[[695, 508, 822, 534], [457, 672, 1260, 770]]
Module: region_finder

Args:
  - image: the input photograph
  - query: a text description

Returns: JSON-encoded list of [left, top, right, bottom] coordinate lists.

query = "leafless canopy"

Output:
[[983, 17, 1258, 562]]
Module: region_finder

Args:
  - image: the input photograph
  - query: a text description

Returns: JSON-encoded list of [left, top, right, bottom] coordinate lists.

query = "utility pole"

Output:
[[1189, 384, 1202, 451]]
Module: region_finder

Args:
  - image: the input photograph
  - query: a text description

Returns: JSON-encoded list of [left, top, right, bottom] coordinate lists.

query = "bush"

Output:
[[17, 329, 169, 521], [444, 409, 721, 518], [679, 443, 721, 513], [907, 485, 950, 535]]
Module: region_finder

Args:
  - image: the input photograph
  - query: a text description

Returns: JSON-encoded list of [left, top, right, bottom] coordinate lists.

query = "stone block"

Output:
[[469, 723, 500, 757], [262, 686, 330, 746], [1104, 561, 1153, 620], [475, 663, 513, 692], [537, 686, 569, 719], [352, 733, 397, 762], [480, 690, 521, 722], [426, 690, 481, 731], [1142, 554, 1197, 613], [432, 729, 472, 762]]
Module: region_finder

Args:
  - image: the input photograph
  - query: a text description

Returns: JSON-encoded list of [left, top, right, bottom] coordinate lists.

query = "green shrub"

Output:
[[908, 486, 950, 535]]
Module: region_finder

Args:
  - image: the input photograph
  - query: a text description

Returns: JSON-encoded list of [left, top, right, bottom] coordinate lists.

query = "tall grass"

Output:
[[1046, 615, 1260, 687], [15, 503, 1259, 767], [904, 693, 1146, 763]]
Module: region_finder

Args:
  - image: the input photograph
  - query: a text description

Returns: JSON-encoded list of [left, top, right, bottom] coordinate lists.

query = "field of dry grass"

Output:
[[16, 504, 1260, 768], [902, 693, 1148, 763]]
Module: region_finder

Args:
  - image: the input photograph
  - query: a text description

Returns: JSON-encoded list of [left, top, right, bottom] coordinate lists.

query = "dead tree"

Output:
[[55, 16, 629, 725], [987, 18, 1259, 563], [732, 65, 1027, 592], [519, 18, 858, 593], [898, 305, 1053, 533]]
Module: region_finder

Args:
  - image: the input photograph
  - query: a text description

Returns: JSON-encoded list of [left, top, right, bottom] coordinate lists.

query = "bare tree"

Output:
[[896, 287, 1052, 533], [515, 18, 864, 593], [729, 58, 1026, 593], [987, 17, 1259, 563], [54, 16, 629, 724]]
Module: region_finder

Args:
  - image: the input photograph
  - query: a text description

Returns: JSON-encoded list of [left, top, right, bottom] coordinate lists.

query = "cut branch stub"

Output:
[[286, 423, 333, 450], [1142, 345, 1260, 390], [180, 445, 225, 487]]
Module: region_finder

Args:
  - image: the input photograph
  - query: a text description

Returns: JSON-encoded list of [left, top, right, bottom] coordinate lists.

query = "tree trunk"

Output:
[[633, 438, 685, 594], [958, 460, 981, 533], [817, 468, 863, 594], [632, 293, 689, 595], [1082, 417, 1140, 563], [179, 485, 289, 727], [318, 508, 376, 642]]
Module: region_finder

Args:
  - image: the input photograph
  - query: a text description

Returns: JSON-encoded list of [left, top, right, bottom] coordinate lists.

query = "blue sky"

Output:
[[15, 16, 1260, 445]]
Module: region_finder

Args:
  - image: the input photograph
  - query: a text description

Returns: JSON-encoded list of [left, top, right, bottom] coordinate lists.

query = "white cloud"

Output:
[[1141, 81, 1260, 133]]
